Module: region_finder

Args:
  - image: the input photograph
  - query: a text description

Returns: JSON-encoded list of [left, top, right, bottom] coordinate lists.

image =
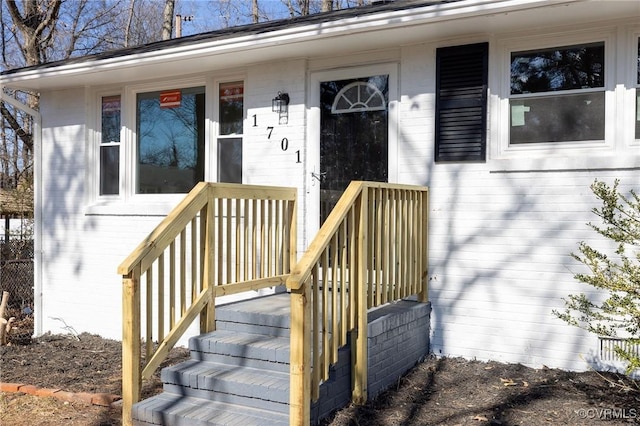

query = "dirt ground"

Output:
[[1, 332, 639, 426]]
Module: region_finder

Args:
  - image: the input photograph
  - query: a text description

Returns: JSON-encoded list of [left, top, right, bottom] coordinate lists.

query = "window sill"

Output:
[[490, 155, 639, 173], [85, 195, 186, 216]]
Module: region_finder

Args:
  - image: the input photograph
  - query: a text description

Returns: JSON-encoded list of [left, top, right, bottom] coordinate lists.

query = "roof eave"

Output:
[[1, 0, 619, 92]]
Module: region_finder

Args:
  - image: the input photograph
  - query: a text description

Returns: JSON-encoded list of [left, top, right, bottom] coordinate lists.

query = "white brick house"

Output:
[[1, 0, 639, 373]]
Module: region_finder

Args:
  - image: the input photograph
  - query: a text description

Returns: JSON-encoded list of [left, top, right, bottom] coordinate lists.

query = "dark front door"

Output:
[[319, 75, 389, 223]]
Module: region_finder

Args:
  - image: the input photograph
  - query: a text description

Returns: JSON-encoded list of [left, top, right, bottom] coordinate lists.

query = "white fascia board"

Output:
[[0, 0, 580, 91]]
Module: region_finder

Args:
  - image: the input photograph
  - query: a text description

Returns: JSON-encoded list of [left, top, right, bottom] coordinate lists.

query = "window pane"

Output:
[[510, 92, 604, 144], [137, 87, 205, 194], [637, 37, 640, 85], [219, 82, 243, 135], [100, 145, 119, 195], [218, 138, 242, 183], [511, 42, 604, 95], [100, 96, 120, 196], [101, 96, 120, 143]]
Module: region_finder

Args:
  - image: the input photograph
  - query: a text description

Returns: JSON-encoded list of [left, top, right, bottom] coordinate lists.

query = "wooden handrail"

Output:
[[118, 182, 209, 276], [121, 182, 297, 426], [287, 181, 429, 425], [287, 182, 364, 290], [120, 180, 427, 426]]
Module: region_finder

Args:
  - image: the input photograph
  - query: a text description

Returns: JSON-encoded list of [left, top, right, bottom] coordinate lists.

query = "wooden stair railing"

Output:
[[118, 182, 297, 426], [286, 181, 429, 425]]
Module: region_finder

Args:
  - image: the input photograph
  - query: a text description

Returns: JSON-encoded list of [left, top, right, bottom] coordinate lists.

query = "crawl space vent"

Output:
[[599, 337, 640, 362]]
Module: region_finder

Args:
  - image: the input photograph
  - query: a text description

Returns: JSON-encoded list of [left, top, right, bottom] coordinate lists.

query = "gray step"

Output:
[[189, 330, 290, 372], [161, 360, 289, 413], [132, 393, 288, 426], [215, 295, 291, 337]]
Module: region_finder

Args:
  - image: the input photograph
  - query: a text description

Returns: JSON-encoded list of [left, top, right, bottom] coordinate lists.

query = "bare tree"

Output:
[[161, 0, 175, 40], [252, 0, 259, 23], [5, 0, 62, 67], [0, 0, 164, 220], [124, 0, 136, 47]]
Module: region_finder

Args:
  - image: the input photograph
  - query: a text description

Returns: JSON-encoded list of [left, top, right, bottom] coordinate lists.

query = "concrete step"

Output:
[[161, 360, 289, 413], [189, 330, 290, 372], [132, 393, 288, 426], [132, 294, 431, 425], [215, 294, 291, 337]]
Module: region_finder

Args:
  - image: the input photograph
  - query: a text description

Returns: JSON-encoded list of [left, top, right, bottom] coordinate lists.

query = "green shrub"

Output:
[[554, 179, 640, 373]]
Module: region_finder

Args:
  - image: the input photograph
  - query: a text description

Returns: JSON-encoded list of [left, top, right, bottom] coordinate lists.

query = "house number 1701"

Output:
[[251, 114, 301, 163]]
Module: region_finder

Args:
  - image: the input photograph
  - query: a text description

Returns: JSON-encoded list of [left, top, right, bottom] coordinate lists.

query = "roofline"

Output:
[[1, 0, 445, 76], [0, 0, 582, 90]]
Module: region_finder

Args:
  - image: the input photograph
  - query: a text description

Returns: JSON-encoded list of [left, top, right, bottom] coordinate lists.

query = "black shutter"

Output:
[[435, 42, 488, 162]]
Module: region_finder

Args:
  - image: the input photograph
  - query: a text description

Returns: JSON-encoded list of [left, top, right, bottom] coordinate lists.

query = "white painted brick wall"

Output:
[[34, 21, 640, 373]]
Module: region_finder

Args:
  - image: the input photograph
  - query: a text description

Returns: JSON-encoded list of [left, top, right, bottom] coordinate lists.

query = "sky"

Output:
[[174, 0, 310, 36]]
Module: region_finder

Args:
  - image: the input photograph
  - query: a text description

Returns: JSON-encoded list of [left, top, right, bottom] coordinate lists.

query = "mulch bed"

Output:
[[1, 332, 639, 425]]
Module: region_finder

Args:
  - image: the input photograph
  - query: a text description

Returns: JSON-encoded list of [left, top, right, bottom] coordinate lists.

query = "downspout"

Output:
[[0, 89, 43, 337]]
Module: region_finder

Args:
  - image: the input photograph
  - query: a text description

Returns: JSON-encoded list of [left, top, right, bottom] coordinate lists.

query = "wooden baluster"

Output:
[[191, 217, 198, 302], [331, 233, 339, 364], [180, 230, 186, 315], [145, 267, 153, 361], [157, 253, 164, 343], [169, 241, 176, 329]]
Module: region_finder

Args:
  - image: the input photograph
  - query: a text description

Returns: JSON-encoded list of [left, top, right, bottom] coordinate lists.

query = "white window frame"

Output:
[[92, 88, 124, 204], [87, 76, 211, 215], [632, 29, 640, 145], [213, 77, 246, 184], [495, 29, 616, 159]]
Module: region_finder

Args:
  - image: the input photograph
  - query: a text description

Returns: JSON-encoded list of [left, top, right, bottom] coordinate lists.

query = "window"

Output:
[[217, 82, 243, 183], [331, 81, 386, 113], [136, 86, 205, 194], [100, 95, 121, 195], [435, 42, 488, 162], [509, 42, 605, 144]]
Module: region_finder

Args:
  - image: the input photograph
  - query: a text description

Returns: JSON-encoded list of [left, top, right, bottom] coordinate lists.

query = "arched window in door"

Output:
[[331, 81, 386, 113]]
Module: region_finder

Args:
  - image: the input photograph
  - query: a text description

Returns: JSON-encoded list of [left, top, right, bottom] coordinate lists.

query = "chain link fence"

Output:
[[0, 239, 34, 343]]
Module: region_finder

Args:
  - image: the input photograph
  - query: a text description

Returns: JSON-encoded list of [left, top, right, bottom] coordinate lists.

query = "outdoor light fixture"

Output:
[[272, 92, 290, 114]]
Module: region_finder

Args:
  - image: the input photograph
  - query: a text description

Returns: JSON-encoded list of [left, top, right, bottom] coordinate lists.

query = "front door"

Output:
[[319, 75, 389, 222], [307, 65, 396, 243]]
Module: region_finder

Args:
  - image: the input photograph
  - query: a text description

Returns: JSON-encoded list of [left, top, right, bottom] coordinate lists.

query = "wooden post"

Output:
[[289, 282, 310, 425], [122, 271, 141, 426], [200, 201, 216, 333], [352, 189, 368, 404], [418, 189, 429, 303]]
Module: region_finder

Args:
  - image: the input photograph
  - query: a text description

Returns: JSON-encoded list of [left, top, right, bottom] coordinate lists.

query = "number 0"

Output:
[[281, 138, 288, 151]]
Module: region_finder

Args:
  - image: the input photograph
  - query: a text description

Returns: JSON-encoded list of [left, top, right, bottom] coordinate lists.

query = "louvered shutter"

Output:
[[435, 42, 488, 162]]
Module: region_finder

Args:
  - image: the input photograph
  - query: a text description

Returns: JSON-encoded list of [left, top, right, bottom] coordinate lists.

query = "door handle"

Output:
[[311, 171, 326, 182]]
